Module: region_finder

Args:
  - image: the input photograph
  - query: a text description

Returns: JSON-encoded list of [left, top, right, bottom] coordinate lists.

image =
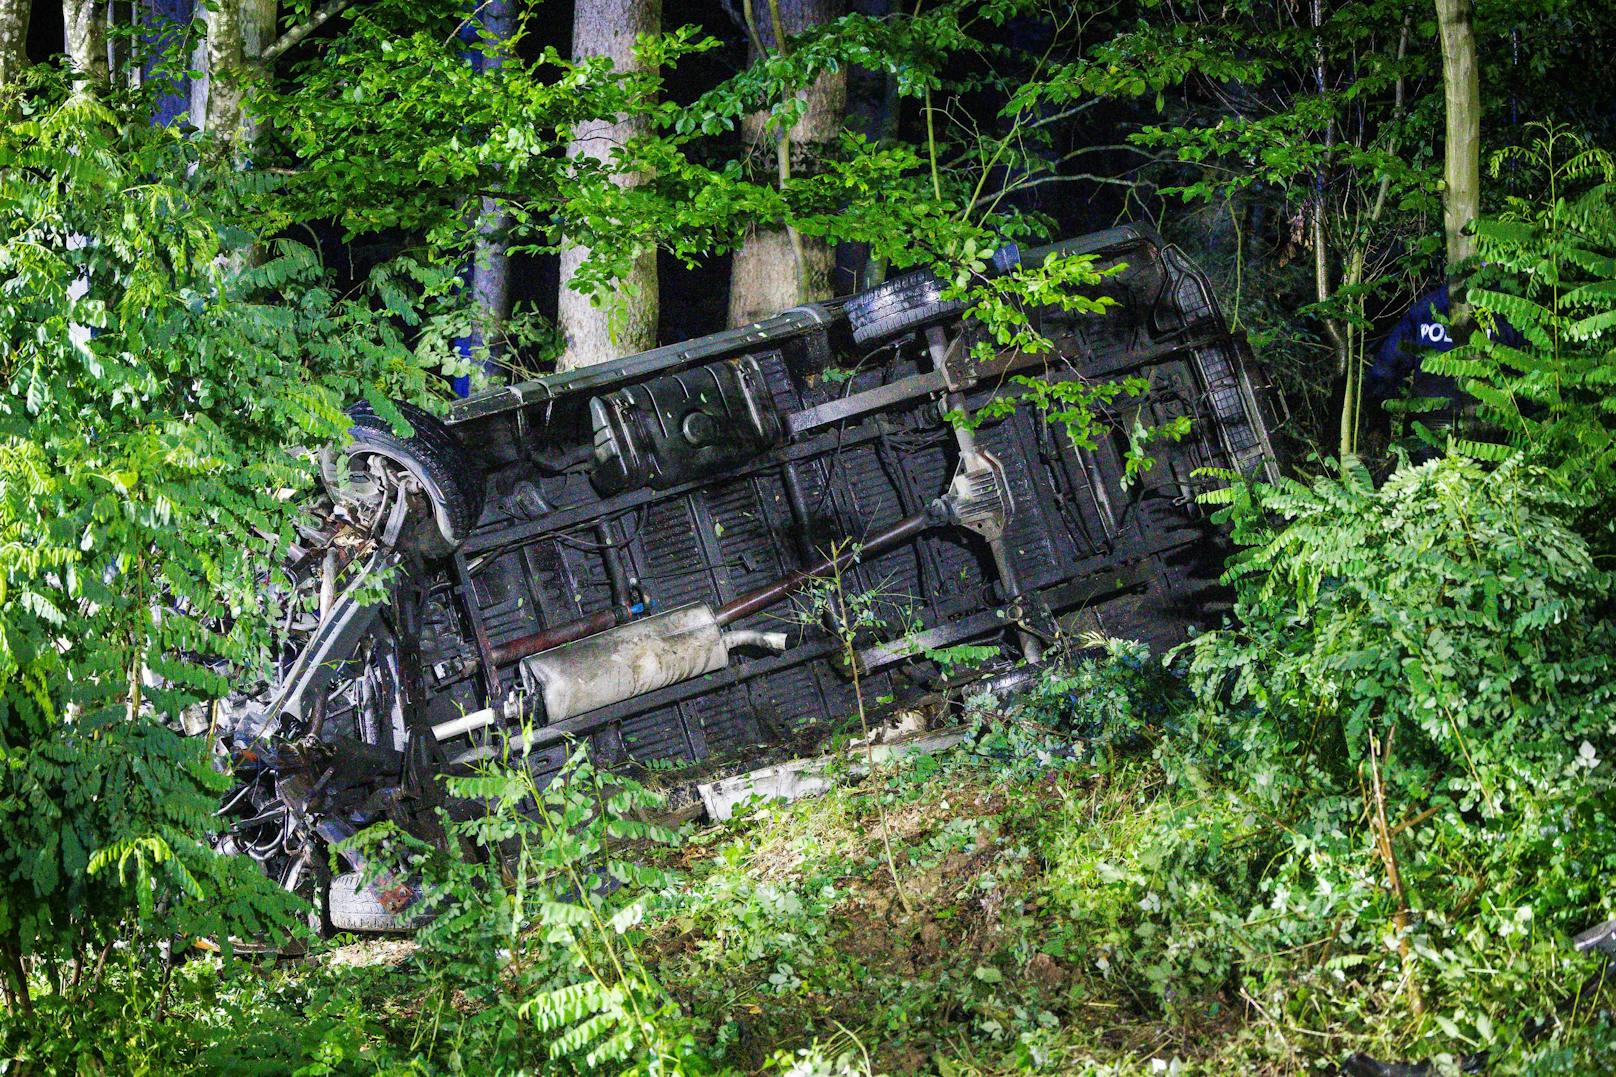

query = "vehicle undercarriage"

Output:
[[205, 225, 1286, 931]]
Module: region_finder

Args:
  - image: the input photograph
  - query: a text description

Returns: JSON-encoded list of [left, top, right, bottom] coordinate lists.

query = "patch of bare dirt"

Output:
[[323, 938, 418, 969]]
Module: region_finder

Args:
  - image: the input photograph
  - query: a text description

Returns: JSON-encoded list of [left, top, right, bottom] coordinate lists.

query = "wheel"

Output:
[[322, 400, 485, 558], [844, 270, 964, 347], [328, 871, 431, 933]]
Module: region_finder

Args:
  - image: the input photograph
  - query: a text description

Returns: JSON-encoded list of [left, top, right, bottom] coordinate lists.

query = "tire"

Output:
[[844, 270, 964, 347], [324, 400, 485, 558], [327, 871, 431, 933]]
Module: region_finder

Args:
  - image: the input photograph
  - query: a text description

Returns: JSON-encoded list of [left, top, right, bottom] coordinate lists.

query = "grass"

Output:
[[642, 742, 1258, 1074], [7, 699, 1616, 1075]]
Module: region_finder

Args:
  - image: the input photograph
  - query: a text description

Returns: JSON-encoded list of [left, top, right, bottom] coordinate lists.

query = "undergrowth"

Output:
[[5, 616, 1613, 1074], [7, 454, 1616, 1075]]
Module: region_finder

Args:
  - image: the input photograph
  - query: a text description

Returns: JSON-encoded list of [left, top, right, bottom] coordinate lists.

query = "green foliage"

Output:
[[260, 1, 1146, 423], [946, 252, 1161, 472], [6, 635, 1615, 1071], [6, 3, 1616, 1074], [1433, 125, 1616, 503], [1108, 0, 1616, 456], [0, 72, 446, 995], [343, 746, 709, 1074], [952, 369, 1189, 487], [1189, 454, 1615, 822], [953, 252, 1118, 356], [976, 636, 1178, 757], [1139, 453, 1616, 1055]]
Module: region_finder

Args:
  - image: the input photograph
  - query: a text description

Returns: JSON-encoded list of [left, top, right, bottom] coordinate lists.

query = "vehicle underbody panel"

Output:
[[209, 225, 1285, 927]]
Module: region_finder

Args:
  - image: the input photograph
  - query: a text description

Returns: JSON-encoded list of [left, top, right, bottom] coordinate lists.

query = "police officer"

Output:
[[1366, 282, 1520, 449], [1367, 283, 1464, 412]]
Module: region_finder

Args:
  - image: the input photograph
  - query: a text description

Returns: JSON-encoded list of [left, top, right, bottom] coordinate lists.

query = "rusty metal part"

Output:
[[489, 608, 625, 667], [926, 325, 1045, 662], [450, 551, 501, 703], [784, 368, 951, 437], [715, 510, 936, 627], [519, 603, 730, 723]]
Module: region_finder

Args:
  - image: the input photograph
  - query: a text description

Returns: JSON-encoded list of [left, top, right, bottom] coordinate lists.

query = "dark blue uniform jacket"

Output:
[[1367, 284, 1522, 406]]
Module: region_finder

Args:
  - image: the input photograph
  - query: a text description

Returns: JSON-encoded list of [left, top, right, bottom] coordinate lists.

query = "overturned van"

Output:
[[206, 225, 1285, 931]]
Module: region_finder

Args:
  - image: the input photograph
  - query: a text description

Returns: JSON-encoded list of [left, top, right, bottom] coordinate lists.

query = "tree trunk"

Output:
[[726, 0, 845, 328], [556, 0, 661, 371], [64, 0, 109, 93], [0, 0, 30, 89], [1436, 0, 1480, 325], [473, 2, 513, 368], [1338, 16, 1409, 460], [0, 936, 28, 1018], [107, 0, 132, 85], [196, 0, 277, 155]]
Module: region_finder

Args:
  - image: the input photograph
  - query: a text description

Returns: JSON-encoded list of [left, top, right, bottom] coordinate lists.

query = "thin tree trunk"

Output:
[[1368, 726, 1423, 1016], [0, 0, 31, 89], [1436, 0, 1480, 327], [557, 0, 661, 371], [470, 0, 513, 369], [1303, 0, 1351, 461], [64, 0, 109, 93], [1, 936, 29, 1018], [63, 1, 109, 355], [189, 7, 208, 125], [108, 0, 132, 85], [726, 0, 845, 328], [1339, 17, 1409, 459], [194, 1, 235, 139]]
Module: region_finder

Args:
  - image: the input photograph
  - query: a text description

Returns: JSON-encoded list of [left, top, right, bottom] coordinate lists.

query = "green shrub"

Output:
[[343, 746, 712, 1075], [1025, 453, 1616, 1066], [988, 637, 1182, 752], [1169, 454, 1616, 1048], [0, 77, 444, 1007], [1427, 123, 1616, 548], [1189, 455, 1615, 839]]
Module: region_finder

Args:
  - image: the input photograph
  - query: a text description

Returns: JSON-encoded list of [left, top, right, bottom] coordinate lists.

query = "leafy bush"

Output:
[[1434, 125, 1616, 514], [0, 78, 445, 1004], [1016, 453, 1616, 1069], [1190, 455, 1615, 842], [344, 745, 710, 1075], [985, 637, 1182, 752], [1107, 454, 1616, 1049]]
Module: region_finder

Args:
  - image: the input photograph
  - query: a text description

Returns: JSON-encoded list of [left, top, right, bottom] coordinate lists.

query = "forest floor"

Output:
[[224, 723, 1431, 1076], [636, 738, 1244, 1074], [19, 690, 1614, 1074], [300, 736, 1265, 1075]]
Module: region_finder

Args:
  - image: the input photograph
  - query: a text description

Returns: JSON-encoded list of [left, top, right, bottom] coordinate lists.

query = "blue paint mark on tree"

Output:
[[141, 0, 193, 128], [451, 0, 514, 398]]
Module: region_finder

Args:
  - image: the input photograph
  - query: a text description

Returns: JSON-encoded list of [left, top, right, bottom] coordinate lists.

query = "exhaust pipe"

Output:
[[440, 462, 1009, 755]]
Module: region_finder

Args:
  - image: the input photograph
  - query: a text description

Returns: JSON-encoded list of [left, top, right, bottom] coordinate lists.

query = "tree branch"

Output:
[[261, 0, 355, 65], [1004, 172, 1154, 193]]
